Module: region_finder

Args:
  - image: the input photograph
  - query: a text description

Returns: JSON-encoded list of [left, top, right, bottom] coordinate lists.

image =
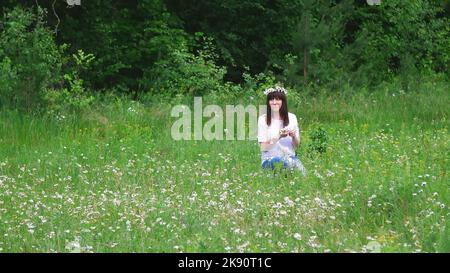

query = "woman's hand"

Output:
[[280, 128, 294, 138], [279, 128, 289, 138], [287, 129, 295, 137]]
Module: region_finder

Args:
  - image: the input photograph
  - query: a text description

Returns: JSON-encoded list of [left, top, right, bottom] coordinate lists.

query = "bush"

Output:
[[0, 6, 65, 111], [307, 125, 329, 157], [0, 57, 18, 108], [142, 31, 227, 97], [43, 50, 95, 115]]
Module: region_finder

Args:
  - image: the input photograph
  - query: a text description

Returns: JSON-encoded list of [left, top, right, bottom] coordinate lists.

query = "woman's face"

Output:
[[269, 97, 282, 112]]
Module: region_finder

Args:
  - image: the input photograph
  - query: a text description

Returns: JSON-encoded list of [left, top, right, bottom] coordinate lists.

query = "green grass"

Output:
[[0, 80, 449, 253]]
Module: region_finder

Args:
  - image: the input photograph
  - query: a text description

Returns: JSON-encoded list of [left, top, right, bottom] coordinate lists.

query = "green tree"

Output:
[[289, 0, 351, 87], [0, 6, 64, 110], [348, 0, 449, 86]]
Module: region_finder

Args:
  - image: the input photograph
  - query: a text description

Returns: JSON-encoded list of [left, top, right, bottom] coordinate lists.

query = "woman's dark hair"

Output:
[[266, 91, 289, 127]]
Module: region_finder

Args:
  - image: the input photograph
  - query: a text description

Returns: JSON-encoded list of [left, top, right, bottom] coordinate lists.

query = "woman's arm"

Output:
[[289, 130, 300, 148], [259, 135, 281, 152], [288, 114, 301, 149], [259, 130, 292, 151]]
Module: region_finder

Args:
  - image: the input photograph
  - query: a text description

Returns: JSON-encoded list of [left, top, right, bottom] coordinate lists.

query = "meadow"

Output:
[[0, 80, 448, 253]]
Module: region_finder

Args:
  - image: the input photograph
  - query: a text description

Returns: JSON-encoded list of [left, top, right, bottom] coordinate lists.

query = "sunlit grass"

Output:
[[0, 80, 448, 252]]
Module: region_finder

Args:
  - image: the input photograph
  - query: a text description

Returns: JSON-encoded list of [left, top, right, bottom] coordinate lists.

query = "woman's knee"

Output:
[[262, 157, 288, 170]]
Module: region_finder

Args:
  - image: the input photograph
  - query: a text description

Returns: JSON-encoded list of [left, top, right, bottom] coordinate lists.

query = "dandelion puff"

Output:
[[65, 237, 82, 253], [284, 197, 294, 207], [365, 241, 381, 253]]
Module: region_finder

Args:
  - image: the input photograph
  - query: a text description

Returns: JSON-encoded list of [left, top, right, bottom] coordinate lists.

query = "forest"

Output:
[[0, 0, 448, 110]]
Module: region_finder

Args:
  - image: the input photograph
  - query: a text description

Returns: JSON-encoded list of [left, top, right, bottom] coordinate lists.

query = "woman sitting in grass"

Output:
[[257, 86, 306, 176]]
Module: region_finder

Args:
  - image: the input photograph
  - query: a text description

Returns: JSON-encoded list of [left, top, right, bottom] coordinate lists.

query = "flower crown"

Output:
[[263, 85, 288, 96]]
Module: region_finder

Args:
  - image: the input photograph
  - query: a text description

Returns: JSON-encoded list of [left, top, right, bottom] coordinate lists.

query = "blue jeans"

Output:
[[262, 156, 292, 170], [262, 156, 307, 176]]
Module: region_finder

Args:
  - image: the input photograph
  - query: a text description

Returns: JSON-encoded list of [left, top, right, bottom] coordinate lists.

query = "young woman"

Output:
[[257, 86, 306, 175]]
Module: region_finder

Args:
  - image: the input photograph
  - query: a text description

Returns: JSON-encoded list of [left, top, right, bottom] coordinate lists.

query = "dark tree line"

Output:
[[1, 0, 449, 97]]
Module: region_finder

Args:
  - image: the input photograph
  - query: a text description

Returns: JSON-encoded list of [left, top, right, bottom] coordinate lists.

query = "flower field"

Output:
[[0, 82, 448, 252]]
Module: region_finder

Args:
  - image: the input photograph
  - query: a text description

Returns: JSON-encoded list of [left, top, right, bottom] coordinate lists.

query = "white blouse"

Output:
[[257, 112, 300, 161]]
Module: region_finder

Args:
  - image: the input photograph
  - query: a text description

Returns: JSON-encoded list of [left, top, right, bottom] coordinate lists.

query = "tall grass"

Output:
[[0, 79, 448, 252]]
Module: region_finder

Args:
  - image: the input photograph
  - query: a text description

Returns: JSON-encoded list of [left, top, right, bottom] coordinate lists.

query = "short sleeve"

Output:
[[257, 115, 269, 143], [289, 113, 300, 140]]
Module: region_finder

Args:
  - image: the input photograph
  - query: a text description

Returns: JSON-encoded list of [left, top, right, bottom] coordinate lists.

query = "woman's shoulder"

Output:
[[288, 112, 298, 120], [258, 114, 267, 121], [288, 112, 300, 126]]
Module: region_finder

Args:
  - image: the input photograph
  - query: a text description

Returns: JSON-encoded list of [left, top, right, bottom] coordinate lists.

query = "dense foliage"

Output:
[[0, 0, 449, 109]]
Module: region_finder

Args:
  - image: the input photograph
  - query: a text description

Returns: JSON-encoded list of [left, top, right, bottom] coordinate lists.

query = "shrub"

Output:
[[0, 57, 18, 108], [142, 31, 227, 97], [43, 50, 95, 115], [0, 6, 65, 111], [307, 125, 329, 156]]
